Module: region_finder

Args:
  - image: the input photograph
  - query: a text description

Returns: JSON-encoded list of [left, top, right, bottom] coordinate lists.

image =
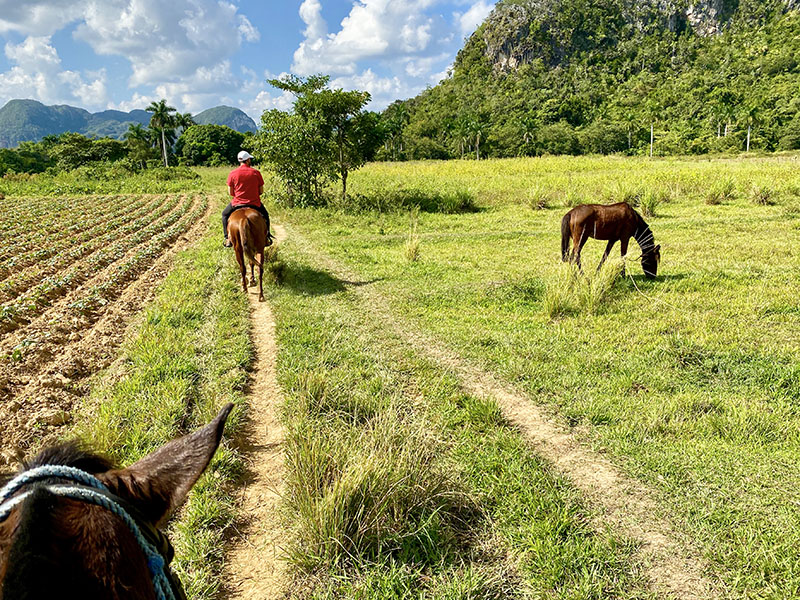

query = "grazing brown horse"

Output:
[[228, 208, 272, 302], [561, 202, 661, 278], [0, 403, 233, 600]]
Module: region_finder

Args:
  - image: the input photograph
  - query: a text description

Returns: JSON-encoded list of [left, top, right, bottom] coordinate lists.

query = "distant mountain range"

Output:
[[0, 99, 257, 148]]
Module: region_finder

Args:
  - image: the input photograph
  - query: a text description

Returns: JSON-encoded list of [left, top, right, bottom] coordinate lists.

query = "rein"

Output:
[[0, 466, 186, 600]]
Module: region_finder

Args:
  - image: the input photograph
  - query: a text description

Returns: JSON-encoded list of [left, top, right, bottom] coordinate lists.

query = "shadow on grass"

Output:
[[282, 263, 383, 296]]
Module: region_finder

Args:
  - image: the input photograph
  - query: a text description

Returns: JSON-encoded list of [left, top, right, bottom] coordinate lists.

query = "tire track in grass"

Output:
[[223, 225, 287, 600], [287, 224, 722, 600]]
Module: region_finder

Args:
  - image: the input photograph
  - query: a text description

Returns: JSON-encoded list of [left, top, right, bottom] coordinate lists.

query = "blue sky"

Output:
[[0, 1, 497, 122]]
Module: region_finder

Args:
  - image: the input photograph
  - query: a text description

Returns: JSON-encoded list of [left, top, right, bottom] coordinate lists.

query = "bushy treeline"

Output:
[[386, 0, 800, 159], [0, 123, 250, 178]]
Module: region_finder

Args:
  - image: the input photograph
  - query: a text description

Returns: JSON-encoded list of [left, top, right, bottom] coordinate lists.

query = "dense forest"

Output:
[[382, 0, 800, 159]]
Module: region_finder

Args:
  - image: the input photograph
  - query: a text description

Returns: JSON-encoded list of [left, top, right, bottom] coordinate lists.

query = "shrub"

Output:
[[706, 178, 737, 205], [750, 185, 775, 205]]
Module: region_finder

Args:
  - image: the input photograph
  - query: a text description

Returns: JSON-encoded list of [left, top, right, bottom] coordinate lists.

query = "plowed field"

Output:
[[0, 193, 209, 464]]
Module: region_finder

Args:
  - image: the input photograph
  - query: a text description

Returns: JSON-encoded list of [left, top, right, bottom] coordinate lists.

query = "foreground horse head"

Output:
[[561, 202, 661, 279], [0, 403, 233, 600]]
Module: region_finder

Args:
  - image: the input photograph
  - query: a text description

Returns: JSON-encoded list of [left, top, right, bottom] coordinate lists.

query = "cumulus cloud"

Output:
[[73, 0, 258, 88], [0, 1, 260, 93], [0, 1, 85, 36], [0, 36, 108, 109], [455, 0, 494, 37], [292, 0, 439, 76]]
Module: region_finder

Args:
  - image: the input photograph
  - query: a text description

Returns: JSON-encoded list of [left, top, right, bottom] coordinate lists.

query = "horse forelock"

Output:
[[20, 441, 116, 476]]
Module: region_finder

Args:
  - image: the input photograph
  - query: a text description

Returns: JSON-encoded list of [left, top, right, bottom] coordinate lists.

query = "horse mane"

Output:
[[632, 211, 655, 253], [2, 442, 120, 600]]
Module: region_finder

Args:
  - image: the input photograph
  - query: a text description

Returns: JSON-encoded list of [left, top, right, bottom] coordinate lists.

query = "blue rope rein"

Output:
[[0, 466, 177, 600]]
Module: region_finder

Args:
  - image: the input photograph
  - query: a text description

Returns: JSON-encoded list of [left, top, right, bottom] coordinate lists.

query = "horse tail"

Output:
[[241, 215, 262, 267], [561, 212, 572, 261]]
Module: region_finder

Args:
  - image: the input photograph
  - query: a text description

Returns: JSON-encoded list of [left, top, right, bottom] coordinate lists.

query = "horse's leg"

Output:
[[598, 240, 615, 271], [620, 237, 630, 277], [573, 227, 589, 272], [249, 261, 256, 286], [256, 251, 264, 302], [234, 244, 247, 293]]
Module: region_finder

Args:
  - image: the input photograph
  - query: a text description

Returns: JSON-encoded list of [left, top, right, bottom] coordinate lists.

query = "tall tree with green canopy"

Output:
[[146, 99, 177, 167], [255, 74, 383, 206]]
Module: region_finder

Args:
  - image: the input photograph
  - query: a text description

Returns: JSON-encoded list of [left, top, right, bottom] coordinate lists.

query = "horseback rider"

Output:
[[222, 150, 271, 247]]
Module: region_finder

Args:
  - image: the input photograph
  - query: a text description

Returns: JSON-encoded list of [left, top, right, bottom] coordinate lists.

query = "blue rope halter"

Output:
[[0, 465, 181, 600]]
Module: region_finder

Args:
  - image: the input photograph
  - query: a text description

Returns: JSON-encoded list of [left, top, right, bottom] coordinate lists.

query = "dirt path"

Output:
[[223, 225, 287, 600], [288, 226, 722, 600]]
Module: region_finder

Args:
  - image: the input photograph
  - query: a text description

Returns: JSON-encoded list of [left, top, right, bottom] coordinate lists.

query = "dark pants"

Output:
[[222, 203, 270, 239]]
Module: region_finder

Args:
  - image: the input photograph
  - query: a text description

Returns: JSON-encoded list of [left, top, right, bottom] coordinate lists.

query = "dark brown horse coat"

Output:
[[0, 404, 232, 600], [228, 208, 271, 302], [561, 202, 661, 278]]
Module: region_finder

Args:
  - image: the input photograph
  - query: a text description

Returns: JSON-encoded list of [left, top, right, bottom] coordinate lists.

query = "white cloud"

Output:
[[0, 1, 85, 36], [292, 0, 439, 76], [331, 68, 419, 110], [0, 36, 108, 109], [72, 0, 257, 88], [455, 0, 494, 37]]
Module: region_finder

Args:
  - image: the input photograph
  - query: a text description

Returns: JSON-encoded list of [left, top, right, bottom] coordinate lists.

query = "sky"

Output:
[[0, 0, 497, 123]]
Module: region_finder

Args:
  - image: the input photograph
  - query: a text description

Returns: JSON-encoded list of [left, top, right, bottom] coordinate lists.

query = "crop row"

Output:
[[0, 195, 149, 267], [0, 194, 120, 244], [0, 197, 124, 265], [0, 195, 167, 279], [0, 196, 179, 301], [70, 197, 209, 315], [0, 195, 197, 334]]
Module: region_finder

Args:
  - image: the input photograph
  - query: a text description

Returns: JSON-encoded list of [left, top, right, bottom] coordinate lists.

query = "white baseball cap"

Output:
[[237, 150, 254, 162]]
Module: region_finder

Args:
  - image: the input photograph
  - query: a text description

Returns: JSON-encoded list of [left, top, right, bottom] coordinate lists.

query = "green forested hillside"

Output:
[[194, 106, 257, 133], [0, 100, 256, 148], [386, 0, 800, 158]]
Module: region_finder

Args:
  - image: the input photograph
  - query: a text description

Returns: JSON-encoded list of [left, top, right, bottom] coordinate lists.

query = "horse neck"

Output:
[[633, 217, 655, 252]]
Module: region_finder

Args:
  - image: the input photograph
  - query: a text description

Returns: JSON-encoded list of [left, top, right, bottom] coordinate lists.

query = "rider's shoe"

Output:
[[223, 238, 232, 248]]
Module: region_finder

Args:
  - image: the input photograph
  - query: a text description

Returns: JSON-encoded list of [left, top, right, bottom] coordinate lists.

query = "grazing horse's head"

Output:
[[641, 244, 661, 279], [0, 403, 233, 600]]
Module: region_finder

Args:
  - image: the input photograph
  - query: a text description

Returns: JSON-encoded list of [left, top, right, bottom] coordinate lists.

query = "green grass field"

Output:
[[268, 155, 800, 598], [7, 155, 799, 599]]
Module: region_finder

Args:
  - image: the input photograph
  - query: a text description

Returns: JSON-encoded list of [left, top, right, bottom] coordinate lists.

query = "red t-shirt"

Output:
[[226, 164, 264, 207]]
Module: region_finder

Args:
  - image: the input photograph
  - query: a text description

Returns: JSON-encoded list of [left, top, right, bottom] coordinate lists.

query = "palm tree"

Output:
[[146, 99, 177, 167], [175, 112, 196, 133], [124, 123, 149, 143]]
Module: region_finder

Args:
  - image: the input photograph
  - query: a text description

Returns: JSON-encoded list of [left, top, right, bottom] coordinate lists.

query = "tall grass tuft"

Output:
[[750, 184, 776, 206], [283, 410, 475, 571], [544, 258, 624, 318], [527, 185, 553, 210], [639, 189, 664, 218], [706, 178, 737, 205], [264, 243, 284, 284]]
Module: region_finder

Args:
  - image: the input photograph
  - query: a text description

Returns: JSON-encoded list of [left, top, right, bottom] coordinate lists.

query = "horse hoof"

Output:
[[258, 295, 265, 302]]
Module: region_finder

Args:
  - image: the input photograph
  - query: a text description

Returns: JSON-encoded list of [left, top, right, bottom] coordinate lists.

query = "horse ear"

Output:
[[101, 403, 234, 526]]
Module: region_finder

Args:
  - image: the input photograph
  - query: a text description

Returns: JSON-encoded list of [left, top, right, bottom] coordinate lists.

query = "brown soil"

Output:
[[222, 225, 287, 600], [0, 195, 210, 468], [288, 226, 722, 600]]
